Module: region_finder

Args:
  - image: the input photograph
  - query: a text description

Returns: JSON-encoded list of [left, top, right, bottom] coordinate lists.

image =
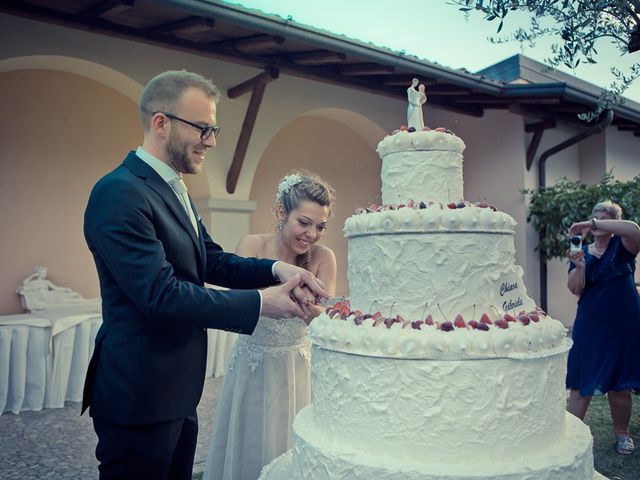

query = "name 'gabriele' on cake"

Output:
[[259, 78, 604, 480]]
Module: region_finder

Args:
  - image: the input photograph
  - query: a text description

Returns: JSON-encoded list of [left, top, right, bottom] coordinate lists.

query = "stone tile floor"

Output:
[[0, 376, 223, 479]]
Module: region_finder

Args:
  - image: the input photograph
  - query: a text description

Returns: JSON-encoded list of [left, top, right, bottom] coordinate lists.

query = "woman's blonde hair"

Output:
[[275, 170, 335, 219], [591, 200, 622, 220], [274, 170, 335, 270]]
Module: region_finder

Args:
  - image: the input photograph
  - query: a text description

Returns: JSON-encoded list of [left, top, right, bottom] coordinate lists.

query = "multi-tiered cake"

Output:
[[260, 87, 601, 480]]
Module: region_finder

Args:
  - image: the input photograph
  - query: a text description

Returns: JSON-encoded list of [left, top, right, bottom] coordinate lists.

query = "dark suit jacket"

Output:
[[82, 152, 276, 425]]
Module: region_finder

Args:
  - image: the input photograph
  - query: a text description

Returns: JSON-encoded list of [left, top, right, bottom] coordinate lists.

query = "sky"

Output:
[[231, 0, 640, 103]]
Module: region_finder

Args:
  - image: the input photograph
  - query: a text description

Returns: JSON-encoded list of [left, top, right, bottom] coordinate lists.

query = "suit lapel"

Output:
[[123, 153, 204, 272]]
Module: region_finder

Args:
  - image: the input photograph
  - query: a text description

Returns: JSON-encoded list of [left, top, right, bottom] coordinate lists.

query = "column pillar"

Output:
[[195, 198, 256, 251]]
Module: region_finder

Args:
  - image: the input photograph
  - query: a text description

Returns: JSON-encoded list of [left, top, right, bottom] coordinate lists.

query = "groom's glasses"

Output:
[[152, 111, 221, 141]]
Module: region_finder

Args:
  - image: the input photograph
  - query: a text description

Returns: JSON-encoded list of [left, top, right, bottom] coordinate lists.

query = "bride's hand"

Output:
[[290, 285, 322, 321], [290, 285, 313, 315], [274, 262, 328, 301]]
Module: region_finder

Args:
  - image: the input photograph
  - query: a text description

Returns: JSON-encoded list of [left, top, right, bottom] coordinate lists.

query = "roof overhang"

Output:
[[2, 0, 640, 134]]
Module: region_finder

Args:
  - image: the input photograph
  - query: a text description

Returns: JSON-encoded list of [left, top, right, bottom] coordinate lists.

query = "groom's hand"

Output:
[[273, 262, 328, 305], [261, 275, 307, 319]]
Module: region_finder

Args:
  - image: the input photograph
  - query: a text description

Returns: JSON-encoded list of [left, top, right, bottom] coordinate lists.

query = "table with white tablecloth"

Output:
[[0, 310, 102, 414], [1, 311, 238, 414], [207, 330, 238, 378], [0, 314, 51, 414]]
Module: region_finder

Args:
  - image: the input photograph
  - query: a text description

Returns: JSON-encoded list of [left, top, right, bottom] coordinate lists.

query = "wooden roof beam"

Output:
[[213, 34, 285, 52], [428, 99, 484, 118], [509, 103, 588, 126], [509, 103, 556, 120], [227, 67, 279, 98], [288, 50, 346, 65], [339, 63, 395, 75], [464, 95, 561, 105], [617, 126, 640, 135], [551, 104, 592, 113], [81, 0, 134, 19], [427, 85, 474, 96], [147, 17, 216, 35], [525, 119, 557, 133], [226, 68, 280, 194], [524, 119, 557, 171], [382, 75, 439, 86]]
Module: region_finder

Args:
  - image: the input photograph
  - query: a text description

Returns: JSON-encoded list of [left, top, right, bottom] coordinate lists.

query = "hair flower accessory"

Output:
[[276, 174, 303, 202]]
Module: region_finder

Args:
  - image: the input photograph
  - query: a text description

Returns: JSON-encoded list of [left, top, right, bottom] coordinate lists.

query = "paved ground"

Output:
[[3, 376, 635, 480], [0, 376, 223, 479]]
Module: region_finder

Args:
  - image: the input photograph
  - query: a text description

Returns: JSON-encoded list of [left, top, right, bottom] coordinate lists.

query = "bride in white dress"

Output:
[[203, 171, 337, 480]]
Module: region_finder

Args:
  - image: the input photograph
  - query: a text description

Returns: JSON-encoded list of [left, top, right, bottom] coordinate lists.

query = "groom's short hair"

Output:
[[140, 70, 221, 130]]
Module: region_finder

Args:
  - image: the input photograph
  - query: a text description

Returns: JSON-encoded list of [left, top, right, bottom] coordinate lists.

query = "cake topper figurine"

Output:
[[407, 78, 426, 130]]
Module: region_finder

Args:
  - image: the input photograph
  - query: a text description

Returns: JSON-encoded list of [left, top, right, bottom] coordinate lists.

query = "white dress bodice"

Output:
[[227, 316, 311, 373]]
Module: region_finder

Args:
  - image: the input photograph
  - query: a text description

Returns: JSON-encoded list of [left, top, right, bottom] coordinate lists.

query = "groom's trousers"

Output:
[[93, 410, 198, 480]]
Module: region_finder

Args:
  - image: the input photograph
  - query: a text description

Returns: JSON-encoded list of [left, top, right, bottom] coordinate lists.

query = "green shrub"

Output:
[[523, 173, 640, 260]]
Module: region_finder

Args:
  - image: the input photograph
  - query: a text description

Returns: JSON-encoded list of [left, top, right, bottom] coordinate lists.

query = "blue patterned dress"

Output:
[[566, 236, 640, 396]]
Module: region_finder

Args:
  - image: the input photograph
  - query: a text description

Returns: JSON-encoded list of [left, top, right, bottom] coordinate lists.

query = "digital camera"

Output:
[[570, 235, 582, 253]]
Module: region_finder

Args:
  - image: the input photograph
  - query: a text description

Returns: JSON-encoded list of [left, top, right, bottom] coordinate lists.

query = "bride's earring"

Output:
[[276, 210, 286, 232]]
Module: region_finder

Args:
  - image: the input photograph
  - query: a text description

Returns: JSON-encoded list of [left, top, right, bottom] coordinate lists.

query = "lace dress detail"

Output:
[[227, 316, 311, 373], [203, 315, 312, 480]]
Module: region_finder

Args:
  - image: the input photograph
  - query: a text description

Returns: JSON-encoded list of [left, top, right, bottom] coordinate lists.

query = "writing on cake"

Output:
[[499, 281, 518, 296]]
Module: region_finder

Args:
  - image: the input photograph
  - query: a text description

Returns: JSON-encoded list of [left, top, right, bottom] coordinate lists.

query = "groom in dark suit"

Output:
[[82, 70, 327, 480]]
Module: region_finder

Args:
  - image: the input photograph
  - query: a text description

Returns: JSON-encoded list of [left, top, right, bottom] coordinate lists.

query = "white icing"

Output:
[[347, 230, 534, 320], [377, 129, 465, 156], [344, 205, 516, 237], [377, 130, 465, 205], [289, 408, 593, 480], [306, 344, 575, 467], [309, 314, 569, 359]]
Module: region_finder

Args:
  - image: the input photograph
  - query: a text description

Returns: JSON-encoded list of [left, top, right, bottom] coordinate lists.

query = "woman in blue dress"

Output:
[[566, 200, 640, 455]]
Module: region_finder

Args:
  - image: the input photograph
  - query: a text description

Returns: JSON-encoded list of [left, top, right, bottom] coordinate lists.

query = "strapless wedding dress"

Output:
[[203, 315, 311, 480]]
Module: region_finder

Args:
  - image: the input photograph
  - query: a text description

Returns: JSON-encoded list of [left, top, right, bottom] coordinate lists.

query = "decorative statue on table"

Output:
[[407, 77, 426, 130], [16, 266, 99, 312]]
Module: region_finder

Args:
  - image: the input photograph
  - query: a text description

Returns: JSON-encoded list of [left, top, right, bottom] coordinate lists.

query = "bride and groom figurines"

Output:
[[407, 77, 427, 131]]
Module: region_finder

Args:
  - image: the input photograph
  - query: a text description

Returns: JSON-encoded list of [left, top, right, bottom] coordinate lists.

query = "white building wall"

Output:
[[605, 128, 640, 181], [532, 123, 584, 325], [0, 13, 401, 249], [579, 134, 607, 185], [1, 12, 638, 315]]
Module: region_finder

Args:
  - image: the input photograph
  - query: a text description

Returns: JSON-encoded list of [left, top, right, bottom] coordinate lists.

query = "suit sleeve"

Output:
[[84, 177, 266, 333], [200, 227, 278, 289]]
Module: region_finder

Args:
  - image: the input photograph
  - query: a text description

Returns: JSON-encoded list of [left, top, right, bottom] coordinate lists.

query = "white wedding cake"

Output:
[[260, 84, 602, 480]]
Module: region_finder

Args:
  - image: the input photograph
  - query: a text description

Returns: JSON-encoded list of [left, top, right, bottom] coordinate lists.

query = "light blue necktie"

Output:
[[169, 177, 199, 236]]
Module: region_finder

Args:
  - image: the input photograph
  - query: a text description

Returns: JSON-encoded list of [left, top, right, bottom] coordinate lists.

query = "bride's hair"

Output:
[[274, 170, 335, 270]]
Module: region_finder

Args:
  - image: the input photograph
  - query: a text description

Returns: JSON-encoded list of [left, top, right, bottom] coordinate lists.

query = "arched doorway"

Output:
[[249, 109, 385, 296], [0, 58, 143, 313]]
